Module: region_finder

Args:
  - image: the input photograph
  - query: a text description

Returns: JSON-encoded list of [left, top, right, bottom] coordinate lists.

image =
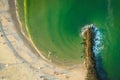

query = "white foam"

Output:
[[81, 24, 93, 38], [92, 25, 103, 56], [81, 24, 103, 56]]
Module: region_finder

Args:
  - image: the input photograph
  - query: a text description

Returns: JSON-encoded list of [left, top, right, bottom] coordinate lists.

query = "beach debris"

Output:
[[5, 64, 8, 67], [54, 71, 59, 75]]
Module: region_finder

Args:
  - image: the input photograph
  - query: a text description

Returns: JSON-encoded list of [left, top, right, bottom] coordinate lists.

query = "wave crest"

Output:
[[81, 24, 103, 56]]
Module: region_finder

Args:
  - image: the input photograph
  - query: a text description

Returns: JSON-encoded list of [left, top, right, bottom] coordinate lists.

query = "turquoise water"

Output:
[[26, 0, 107, 64], [18, 0, 120, 79]]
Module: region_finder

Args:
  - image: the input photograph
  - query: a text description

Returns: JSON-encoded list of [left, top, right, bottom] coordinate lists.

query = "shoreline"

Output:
[[15, 0, 84, 67], [9, 0, 99, 80], [12, 0, 86, 74], [8, 0, 50, 63], [0, 0, 86, 80]]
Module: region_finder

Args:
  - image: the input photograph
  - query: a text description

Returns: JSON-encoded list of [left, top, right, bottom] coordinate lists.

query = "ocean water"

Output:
[[18, 0, 120, 79]]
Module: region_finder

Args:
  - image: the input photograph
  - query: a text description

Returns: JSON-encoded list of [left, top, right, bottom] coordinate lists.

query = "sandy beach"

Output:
[[0, 0, 86, 80]]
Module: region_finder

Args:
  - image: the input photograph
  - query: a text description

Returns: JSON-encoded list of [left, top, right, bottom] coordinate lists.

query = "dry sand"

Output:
[[0, 0, 86, 80]]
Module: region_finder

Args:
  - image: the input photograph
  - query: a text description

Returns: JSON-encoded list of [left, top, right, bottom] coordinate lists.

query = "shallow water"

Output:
[[18, 0, 120, 79]]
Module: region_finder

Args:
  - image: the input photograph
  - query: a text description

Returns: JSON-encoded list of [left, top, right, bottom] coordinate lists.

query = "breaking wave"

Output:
[[81, 24, 103, 57], [92, 25, 103, 57]]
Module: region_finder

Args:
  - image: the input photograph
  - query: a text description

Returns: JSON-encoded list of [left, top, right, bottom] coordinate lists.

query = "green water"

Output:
[[18, 0, 120, 79]]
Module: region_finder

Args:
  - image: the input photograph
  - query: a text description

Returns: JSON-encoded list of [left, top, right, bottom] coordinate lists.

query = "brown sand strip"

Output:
[[84, 27, 100, 80]]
